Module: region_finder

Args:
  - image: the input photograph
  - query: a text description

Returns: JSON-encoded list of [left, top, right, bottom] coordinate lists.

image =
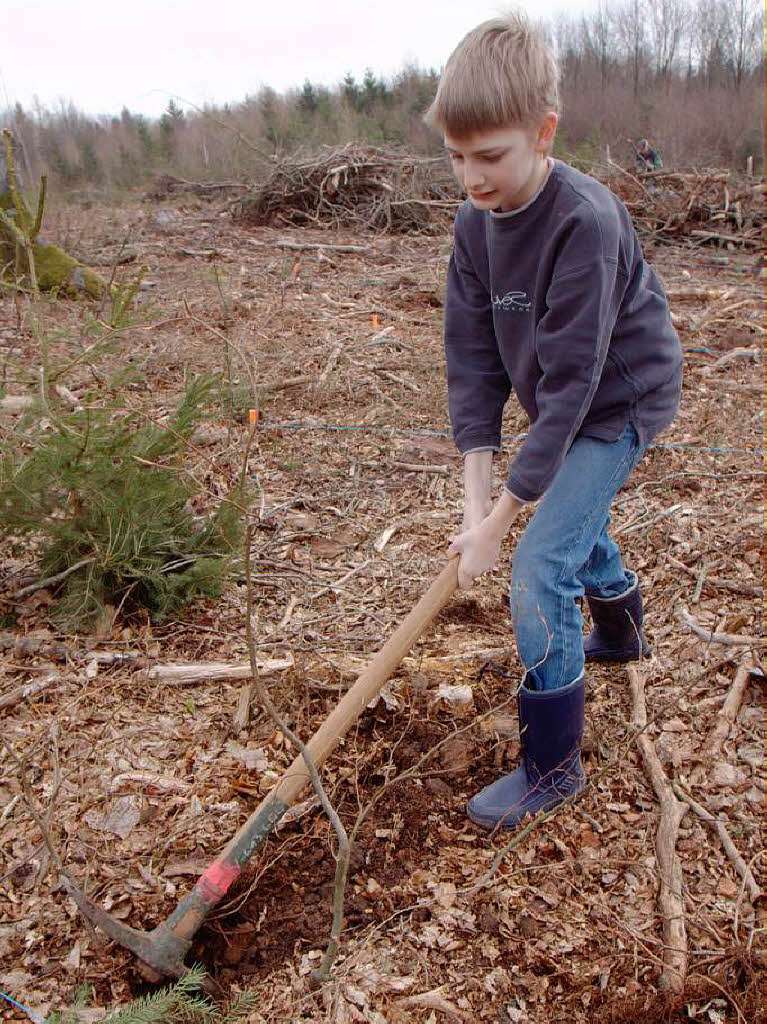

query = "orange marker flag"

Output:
[[371, 313, 379, 330], [249, 408, 259, 424]]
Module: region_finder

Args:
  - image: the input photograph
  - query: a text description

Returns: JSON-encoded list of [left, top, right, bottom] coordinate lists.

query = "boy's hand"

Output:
[[449, 490, 523, 590]]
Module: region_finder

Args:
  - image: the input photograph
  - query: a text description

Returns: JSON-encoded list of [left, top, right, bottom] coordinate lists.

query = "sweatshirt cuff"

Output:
[[505, 474, 542, 503], [504, 485, 536, 505], [463, 445, 498, 457], [456, 432, 502, 455]]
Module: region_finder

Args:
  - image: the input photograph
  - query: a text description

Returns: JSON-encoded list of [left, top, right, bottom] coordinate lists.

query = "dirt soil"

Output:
[[0, 187, 764, 1024]]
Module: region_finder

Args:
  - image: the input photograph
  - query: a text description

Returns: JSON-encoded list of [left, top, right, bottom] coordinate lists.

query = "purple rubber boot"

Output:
[[584, 571, 650, 663], [467, 672, 586, 831]]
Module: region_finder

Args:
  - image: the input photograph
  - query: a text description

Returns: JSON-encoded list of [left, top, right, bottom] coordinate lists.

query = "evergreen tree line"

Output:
[[3, 0, 762, 194]]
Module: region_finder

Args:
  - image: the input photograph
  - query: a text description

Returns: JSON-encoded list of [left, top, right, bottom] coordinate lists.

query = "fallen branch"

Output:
[[176, 247, 219, 259], [310, 559, 371, 600], [628, 665, 688, 993], [1, 728, 68, 886], [701, 347, 759, 372], [666, 555, 762, 598], [672, 783, 761, 906], [269, 375, 313, 391], [607, 157, 652, 197], [0, 632, 144, 666], [267, 239, 373, 255], [691, 561, 708, 604], [317, 344, 343, 388], [615, 502, 683, 535], [701, 658, 759, 759], [689, 229, 761, 246], [235, 144, 459, 233], [232, 684, 252, 734], [374, 368, 420, 392], [665, 288, 730, 304], [391, 461, 448, 475], [0, 632, 71, 660], [146, 655, 294, 685], [0, 672, 65, 712], [15, 557, 95, 598], [679, 606, 762, 648], [110, 771, 192, 794]]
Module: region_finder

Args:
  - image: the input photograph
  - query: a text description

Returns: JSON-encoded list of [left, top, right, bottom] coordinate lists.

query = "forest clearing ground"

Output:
[[0, 191, 763, 1023]]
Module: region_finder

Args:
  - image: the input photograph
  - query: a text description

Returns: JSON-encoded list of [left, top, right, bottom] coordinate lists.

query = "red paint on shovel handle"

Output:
[[198, 859, 241, 903]]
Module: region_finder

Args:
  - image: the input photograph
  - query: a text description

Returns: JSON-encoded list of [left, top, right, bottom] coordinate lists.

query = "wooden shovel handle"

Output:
[[272, 556, 459, 806], [168, 558, 458, 945]]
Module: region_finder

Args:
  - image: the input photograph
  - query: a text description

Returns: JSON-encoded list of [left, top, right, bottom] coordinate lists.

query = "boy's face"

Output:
[[444, 117, 556, 213]]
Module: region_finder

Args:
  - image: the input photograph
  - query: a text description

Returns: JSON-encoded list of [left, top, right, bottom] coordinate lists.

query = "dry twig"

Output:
[[666, 554, 763, 598], [146, 655, 294, 685], [0, 672, 72, 712], [628, 664, 688, 993], [700, 658, 760, 759], [672, 783, 761, 908], [679, 606, 762, 648]]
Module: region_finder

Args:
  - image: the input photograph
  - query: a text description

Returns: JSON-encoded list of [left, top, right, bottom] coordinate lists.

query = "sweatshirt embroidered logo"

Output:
[[492, 290, 531, 312]]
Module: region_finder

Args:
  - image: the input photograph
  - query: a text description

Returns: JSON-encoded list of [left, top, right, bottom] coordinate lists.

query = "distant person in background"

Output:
[[634, 138, 662, 172]]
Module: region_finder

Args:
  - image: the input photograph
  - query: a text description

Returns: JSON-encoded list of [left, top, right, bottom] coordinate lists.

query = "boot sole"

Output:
[[467, 777, 586, 831], [584, 648, 650, 663]]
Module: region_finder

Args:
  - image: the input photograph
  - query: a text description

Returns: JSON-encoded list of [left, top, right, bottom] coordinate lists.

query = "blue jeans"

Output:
[[510, 424, 646, 691]]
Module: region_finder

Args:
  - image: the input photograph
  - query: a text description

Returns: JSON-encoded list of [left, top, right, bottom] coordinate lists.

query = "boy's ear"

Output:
[[537, 112, 558, 151]]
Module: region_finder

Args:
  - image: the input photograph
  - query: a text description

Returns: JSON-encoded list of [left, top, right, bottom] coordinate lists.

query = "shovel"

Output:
[[65, 558, 459, 980]]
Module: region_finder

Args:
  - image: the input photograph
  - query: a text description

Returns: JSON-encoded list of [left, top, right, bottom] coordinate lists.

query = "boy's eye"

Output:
[[448, 152, 503, 164]]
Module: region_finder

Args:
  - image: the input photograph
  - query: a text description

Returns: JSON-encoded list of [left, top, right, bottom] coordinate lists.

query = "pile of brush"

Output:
[[606, 164, 764, 249], [233, 143, 461, 234]]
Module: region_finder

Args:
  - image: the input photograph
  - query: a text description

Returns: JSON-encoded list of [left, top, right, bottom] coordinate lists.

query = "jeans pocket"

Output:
[[624, 422, 646, 472]]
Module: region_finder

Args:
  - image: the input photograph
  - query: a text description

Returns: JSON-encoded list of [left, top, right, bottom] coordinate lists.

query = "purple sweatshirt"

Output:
[[445, 159, 682, 502]]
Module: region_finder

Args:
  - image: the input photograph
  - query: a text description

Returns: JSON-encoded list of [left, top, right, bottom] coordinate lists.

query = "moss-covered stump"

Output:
[[1, 187, 109, 298], [31, 236, 109, 298]]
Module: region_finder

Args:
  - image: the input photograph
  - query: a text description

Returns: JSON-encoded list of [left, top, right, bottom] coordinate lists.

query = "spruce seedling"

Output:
[[0, 373, 246, 629]]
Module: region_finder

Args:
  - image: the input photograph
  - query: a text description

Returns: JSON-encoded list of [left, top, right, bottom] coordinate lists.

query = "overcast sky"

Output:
[[3, 0, 596, 120]]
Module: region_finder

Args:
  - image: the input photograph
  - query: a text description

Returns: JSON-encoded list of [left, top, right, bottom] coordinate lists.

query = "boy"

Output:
[[635, 138, 663, 171], [425, 13, 682, 831]]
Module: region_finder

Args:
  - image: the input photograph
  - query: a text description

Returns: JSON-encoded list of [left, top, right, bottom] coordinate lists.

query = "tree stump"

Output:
[[1, 129, 109, 298]]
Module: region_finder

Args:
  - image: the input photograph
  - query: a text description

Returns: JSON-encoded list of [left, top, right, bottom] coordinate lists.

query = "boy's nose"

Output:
[[464, 164, 486, 189]]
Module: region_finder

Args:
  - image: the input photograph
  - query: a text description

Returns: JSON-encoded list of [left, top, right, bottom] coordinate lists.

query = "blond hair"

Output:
[[424, 11, 559, 137]]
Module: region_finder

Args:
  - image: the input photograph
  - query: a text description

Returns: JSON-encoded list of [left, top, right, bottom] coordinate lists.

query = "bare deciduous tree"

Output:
[[614, 0, 648, 96], [580, 1, 615, 89], [694, 0, 730, 88], [721, 0, 763, 90], [647, 0, 688, 82]]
